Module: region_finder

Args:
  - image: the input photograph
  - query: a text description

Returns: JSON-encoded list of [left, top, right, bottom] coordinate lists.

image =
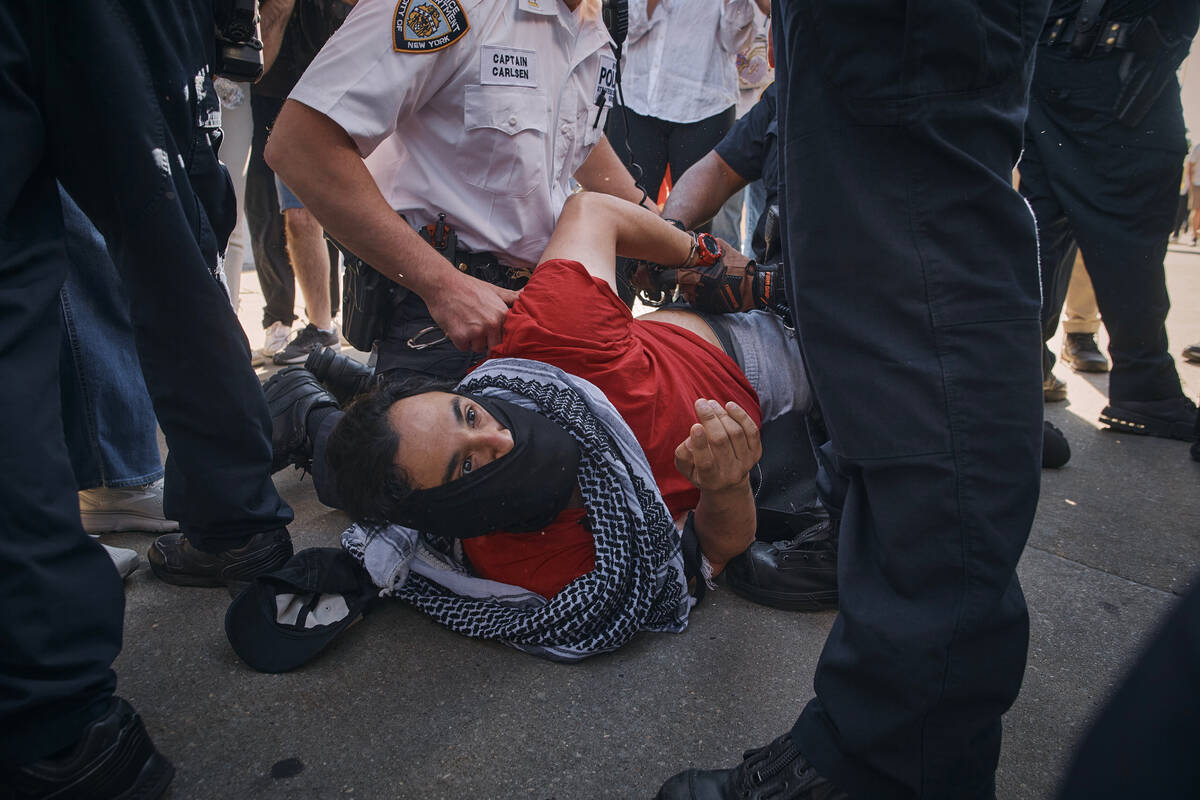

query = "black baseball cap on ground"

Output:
[[225, 547, 380, 673]]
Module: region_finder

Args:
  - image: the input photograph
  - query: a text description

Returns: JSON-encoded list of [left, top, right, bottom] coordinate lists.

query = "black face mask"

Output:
[[395, 394, 581, 538]]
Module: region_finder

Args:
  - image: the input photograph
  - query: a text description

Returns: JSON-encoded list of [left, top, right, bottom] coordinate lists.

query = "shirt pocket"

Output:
[[459, 85, 549, 197]]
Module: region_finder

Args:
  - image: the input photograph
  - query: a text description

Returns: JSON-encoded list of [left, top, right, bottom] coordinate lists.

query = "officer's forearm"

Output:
[[265, 100, 455, 296], [574, 136, 661, 213], [661, 151, 748, 229]]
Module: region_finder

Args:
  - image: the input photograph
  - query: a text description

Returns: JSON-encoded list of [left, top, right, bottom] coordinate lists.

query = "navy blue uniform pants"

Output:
[[773, 1, 1047, 797], [1019, 47, 1186, 403], [0, 0, 292, 766]]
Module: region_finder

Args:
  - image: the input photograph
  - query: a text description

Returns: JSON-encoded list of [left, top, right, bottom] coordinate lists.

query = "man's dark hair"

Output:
[[325, 374, 457, 524]]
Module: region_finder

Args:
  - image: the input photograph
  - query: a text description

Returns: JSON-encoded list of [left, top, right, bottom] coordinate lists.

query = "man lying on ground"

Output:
[[267, 192, 824, 658]]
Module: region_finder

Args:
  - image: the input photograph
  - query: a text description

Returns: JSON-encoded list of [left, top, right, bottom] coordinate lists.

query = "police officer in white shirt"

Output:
[[266, 0, 655, 379]]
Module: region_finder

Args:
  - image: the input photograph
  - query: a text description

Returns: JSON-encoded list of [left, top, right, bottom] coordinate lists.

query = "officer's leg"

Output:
[[1075, 167, 1180, 403], [1016, 130, 1078, 379], [780, 1, 1043, 797], [1021, 54, 1185, 405], [0, 1, 123, 767], [49, 0, 294, 559], [1069, 150, 1182, 404]]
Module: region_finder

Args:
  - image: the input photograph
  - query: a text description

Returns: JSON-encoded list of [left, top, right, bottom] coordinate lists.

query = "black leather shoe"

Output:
[[1061, 332, 1109, 373], [305, 346, 376, 404], [1, 697, 173, 799], [656, 734, 848, 800], [1099, 396, 1198, 442], [1042, 420, 1071, 469], [724, 519, 837, 611], [263, 365, 339, 473], [148, 528, 293, 587], [1183, 342, 1200, 364]]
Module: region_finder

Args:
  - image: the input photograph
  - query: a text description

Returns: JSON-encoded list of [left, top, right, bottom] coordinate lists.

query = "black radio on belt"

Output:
[[421, 213, 531, 290]]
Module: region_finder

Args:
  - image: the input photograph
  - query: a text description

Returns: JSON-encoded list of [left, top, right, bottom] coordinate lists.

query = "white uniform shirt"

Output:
[[290, 0, 616, 267], [621, 0, 755, 124]]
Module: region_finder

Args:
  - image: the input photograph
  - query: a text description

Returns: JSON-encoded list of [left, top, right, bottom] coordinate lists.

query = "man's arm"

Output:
[[259, 0, 296, 73], [660, 150, 749, 229], [265, 101, 517, 353], [573, 135, 662, 214], [674, 398, 760, 575], [539, 192, 695, 291]]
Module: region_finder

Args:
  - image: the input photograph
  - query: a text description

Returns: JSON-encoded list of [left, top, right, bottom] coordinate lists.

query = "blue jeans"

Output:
[[58, 187, 163, 490]]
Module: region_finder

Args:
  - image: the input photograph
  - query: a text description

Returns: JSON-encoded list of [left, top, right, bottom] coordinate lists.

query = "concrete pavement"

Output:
[[98, 245, 1200, 799]]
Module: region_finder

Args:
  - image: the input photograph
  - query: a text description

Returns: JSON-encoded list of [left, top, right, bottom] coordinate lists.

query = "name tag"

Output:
[[517, 0, 557, 15], [481, 46, 538, 87], [595, 55, 617, 107]]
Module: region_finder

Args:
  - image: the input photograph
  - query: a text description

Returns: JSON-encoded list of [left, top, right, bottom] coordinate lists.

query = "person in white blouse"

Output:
[[606, 0, 757, 236]]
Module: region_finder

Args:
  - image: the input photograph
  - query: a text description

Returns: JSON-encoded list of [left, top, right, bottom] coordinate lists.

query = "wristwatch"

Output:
[[693, 232, 722, 267]]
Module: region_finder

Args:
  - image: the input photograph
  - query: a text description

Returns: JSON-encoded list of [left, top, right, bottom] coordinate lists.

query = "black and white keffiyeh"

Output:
[[341, 358, 691, 662]]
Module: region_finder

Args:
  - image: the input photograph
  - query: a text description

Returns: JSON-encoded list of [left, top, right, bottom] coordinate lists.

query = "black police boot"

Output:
[[263, 365, 340, 472], [656, 733, 848, 800], [305, 346, 376, 404], [1099, 396, 1198, 442], [1060, 332, 1109, 373], [723, 519, 837, 611], [1042, 420, 1071, 469], [1, 697, 173, 799], [148, 528, 293, 588]]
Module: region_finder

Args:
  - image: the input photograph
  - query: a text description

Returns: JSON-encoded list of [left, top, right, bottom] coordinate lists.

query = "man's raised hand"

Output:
[[674, 398, 762, 492]]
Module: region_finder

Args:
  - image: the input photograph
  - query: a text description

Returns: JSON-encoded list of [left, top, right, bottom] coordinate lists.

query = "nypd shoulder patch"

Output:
[[393, 0, 469, 53]]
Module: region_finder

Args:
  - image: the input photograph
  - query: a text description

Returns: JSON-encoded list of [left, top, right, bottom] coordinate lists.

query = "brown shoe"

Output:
[[1061, 333, 1109, 373], [148, 529, 293, 587], [1043, 373, 1067, 402]]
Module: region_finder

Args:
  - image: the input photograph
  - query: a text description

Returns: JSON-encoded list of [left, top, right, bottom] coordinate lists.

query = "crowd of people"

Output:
[[2, 0, 1198, 797]]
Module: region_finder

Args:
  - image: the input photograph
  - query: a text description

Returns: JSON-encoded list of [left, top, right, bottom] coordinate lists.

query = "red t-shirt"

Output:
[[461, 259, 761, 598]]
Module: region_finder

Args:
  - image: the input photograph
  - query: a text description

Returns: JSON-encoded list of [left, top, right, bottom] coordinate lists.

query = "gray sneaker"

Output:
[[273, 323, 341, 365], [79, 480, 179, 534]]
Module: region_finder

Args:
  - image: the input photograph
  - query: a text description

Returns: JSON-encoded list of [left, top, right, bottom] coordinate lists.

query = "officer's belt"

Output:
[[1041, 8, 1167, 58], [415, 213, 531, 291]]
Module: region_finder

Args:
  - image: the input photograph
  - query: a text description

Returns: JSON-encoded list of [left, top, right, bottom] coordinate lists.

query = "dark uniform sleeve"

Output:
[[713, 83, 777, 184]]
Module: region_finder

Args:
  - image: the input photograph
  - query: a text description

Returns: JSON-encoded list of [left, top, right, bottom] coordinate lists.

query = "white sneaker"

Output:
[[261, 320, 292, 357], [98, 541, 140, 579], [79, 480, 180, 534]]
